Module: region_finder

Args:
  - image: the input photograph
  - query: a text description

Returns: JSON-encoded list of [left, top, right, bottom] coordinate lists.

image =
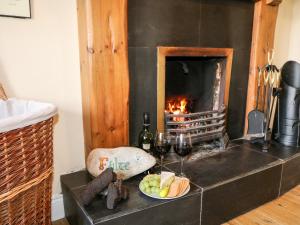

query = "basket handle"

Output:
[[0, 83, 8, 100]]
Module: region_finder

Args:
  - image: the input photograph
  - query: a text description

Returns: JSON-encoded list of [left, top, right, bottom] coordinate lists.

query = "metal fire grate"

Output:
[[165, 106, 226, 144]]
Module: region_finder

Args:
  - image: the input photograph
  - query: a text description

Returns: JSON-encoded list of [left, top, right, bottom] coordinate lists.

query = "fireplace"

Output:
[[157, 47, 233, 147]]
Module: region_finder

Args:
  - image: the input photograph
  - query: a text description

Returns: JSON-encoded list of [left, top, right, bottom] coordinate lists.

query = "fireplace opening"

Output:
[[165, 56, 227, 113], [157, 47, 233, 148]]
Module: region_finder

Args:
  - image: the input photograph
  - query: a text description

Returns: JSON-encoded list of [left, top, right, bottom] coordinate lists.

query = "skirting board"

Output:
[[52, 194, 65, 221]]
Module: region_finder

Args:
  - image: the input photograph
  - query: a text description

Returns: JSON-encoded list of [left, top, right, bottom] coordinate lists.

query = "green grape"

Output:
[[145, 187, 151, 194], [145, 174, 154, 181], [152, 180, 159, 188], [149, 180, 156, 187], [140, 182, 146, 191], [154, 174, 160, 180], [155, 187, 160, 194], [151, 187, 156, 193], [143, 181, 150, 188]]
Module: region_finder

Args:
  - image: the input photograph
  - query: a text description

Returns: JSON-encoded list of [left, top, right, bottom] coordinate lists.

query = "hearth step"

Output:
[[61, 140, 300, 225]]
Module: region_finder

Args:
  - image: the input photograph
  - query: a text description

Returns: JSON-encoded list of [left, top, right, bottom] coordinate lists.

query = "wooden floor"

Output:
[[223, 185, 300, 225], [52, 185, 300, 225], [52, 218, 69, 225]]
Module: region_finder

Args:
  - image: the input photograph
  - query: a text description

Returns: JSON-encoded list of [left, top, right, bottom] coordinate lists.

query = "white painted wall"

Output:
[[274, 0, 300, 66], [0, 0, 85, 200], [288, 0, 300, 62]]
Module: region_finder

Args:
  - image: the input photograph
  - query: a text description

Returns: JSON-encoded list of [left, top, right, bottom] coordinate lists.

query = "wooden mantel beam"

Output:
[[77, 0, 129, 158], [244, 0, 282, 134], [266, 0, 282, 6]]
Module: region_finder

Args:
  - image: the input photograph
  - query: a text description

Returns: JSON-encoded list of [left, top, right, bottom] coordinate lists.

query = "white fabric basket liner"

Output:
[[0, 98, 57, 133]]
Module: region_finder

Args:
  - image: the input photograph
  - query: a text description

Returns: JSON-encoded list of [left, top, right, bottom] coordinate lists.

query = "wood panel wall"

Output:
[[77, 0, 129, 158], [244, 0, 282, 134]]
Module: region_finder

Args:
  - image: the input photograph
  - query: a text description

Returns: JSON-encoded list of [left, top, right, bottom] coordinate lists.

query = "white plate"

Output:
[[139, 180, 190, 200]]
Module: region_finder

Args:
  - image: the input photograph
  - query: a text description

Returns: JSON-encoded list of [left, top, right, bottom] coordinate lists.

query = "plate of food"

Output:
[[139, 171, 190, 199]]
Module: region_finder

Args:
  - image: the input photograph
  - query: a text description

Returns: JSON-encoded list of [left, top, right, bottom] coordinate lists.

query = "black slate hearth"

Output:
[[231, 139, 300, 195], [62, 171, 201, 225], [61, 141, 300, 225]]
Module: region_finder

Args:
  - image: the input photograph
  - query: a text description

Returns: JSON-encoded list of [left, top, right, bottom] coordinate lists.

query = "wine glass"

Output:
[[155, 131, 171, 173], [174, 133, 192, 177]]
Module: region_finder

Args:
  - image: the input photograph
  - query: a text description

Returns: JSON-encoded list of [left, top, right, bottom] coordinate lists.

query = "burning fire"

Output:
[[166, 98, 188, 114], [165, 97, 190, 121], [165, 97, 189, 115]]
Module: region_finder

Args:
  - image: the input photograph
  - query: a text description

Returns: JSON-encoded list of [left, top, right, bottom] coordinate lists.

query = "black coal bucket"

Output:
[[282, 61, 300, 88], [275, 61, 300, 146]]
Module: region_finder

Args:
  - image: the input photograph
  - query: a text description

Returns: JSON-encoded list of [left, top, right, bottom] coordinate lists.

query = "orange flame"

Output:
[[166, 98, 188, 114], [165, 97, 189, 121]]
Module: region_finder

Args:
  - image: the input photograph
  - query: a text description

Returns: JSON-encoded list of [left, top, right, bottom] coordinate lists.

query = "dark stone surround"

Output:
[[128, 0, 255, 144], [61, 141, 300, 225]]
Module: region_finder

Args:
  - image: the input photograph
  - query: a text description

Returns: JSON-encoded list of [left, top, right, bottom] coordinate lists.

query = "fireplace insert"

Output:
[[157, 47, 233, 148]]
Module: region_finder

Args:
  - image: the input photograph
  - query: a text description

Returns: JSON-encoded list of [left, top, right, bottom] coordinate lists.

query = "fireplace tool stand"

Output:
[[260, 50, 281, 151]]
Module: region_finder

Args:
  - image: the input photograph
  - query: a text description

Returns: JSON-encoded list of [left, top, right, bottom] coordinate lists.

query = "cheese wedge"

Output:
[[160, 171, 175, 189]]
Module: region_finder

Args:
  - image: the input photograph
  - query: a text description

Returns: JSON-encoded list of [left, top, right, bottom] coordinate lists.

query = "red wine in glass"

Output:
[[175, 133, 192, 177], [155, 132, 171, 173], [155, 145, 170, 156], [174, 144, 192, 157]]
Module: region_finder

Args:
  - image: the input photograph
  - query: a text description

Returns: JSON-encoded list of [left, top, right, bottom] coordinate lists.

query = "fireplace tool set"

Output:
[[247, 50, 281, 151]]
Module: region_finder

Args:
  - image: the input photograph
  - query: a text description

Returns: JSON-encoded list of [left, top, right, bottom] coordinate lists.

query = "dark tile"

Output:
[[165, 145, 281, 189], [201, 164, 282, 225], [127, 0, 255, 141], [74, 175, 201, 224], [61, 170, 92, 191], [96, 193, 201, 225], [227, 139, 244, 149], [255, 142, 300, 160], [199, 0, 254, 50], [280, 154, 300, 195], [62, 182, 93, 225], [129, 47, 157, 146], [230, 138, 255, 146], [227, 49, 252, 139], [128, 0, 200, 47], [62, 141, 292, 225], [231, 139, 300, 160], [62, 171, 201, 225]]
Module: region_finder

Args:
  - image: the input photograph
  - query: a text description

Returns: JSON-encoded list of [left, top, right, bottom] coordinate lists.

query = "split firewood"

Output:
[[106, 179, 129, 210]]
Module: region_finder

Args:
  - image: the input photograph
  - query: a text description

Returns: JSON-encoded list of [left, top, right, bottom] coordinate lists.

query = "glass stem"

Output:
[[180, 157, 184, 176], [160, 155, 164, 173]]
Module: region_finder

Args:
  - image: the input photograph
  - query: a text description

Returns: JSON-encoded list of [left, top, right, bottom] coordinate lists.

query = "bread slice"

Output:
[[178, 178, 190, 196], [167, 177, 190, 197], [167, 177, 181, 197]]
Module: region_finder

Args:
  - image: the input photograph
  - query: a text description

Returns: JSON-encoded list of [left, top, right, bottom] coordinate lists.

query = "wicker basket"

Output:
[[0, 85, 56, 225]]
